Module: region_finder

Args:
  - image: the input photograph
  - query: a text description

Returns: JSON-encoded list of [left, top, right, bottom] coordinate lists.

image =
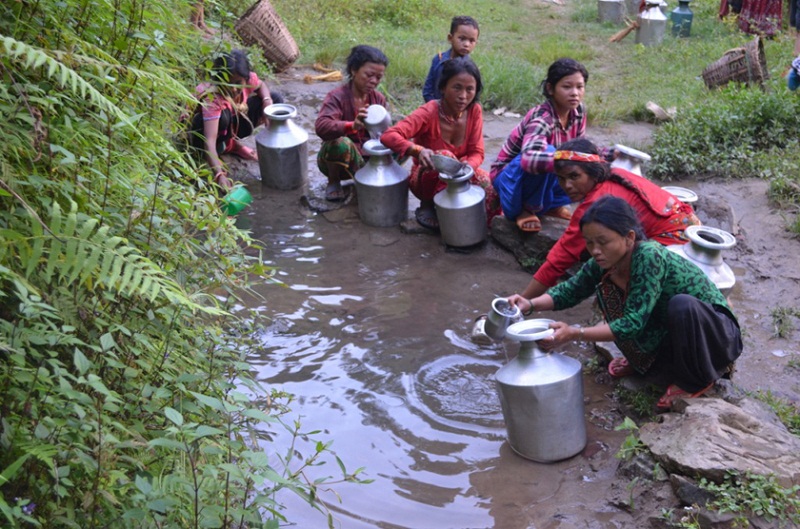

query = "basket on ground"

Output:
[[235, 0, 299, 72], [701, 36, 768, 89]]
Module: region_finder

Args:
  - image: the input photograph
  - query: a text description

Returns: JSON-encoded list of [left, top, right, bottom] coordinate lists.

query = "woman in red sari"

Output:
[[381, 58, 497, 230]]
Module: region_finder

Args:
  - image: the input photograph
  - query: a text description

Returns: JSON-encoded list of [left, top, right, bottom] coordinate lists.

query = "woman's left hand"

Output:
[[538, 321, 574, 352], [418, 148, 434, 171]]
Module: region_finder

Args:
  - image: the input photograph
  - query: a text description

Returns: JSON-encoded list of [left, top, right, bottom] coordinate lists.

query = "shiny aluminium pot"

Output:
[[353, 140, 409, 227], [255, 104, 308, 190], [433, 165, 487, 247], [364, 104, 392, 141], [667, 225, 737, 296], [496, 319, 587, 462], [636, 0, 668, 46], [611, 144, 652, 177], [484, 298, 522, 341], [598, 0, 625, 23]]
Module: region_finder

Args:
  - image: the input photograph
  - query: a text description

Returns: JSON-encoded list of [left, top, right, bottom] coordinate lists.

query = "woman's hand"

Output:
[[418, 148, 434, 171], [353, 104, 369, 130], [538, 321, 575, 352], [508, 294, 533, 315]]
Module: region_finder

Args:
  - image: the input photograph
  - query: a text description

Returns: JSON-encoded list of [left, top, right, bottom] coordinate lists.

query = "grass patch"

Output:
[[754, 390, 800, 435]]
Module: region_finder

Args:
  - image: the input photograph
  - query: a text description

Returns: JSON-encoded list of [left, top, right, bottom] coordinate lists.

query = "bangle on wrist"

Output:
[[579, 327, 585, 341], [523, 298, 535, 316]]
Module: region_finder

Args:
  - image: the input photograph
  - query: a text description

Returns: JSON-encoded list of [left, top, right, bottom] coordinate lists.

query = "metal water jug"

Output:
[[496, 319, 587, 462], [353, 140, 409, 227], [636, 0, 667, 46], [611, 144, 652, 177], [671, 0, 693, 36], [484, 298, 522, 341], [667, 225, 737, 296], [255, 104, 308, 190], [433, 165, 487, 247], [598, 0, 625, 23]]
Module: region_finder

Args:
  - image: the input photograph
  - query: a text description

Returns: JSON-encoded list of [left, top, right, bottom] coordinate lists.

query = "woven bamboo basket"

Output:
[[701, 36, 768, 89], [235, 0, 300, 72]]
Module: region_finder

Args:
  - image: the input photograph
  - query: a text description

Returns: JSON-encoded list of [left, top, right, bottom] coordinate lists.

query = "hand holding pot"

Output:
[[537, 321, 573, 352]]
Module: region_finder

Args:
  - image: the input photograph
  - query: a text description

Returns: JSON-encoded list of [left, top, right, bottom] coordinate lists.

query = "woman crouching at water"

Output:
[[509, 196, 742, 411], [515, 137, 700, 301], [381, 57, 497, 230]]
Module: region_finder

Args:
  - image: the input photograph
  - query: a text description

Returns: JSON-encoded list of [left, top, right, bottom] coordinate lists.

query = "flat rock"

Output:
[[489, 215, 568, 272], [639, 397, 800, 487]]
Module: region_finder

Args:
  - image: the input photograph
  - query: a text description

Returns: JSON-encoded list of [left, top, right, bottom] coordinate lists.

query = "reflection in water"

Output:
[[239, 188, 630, 528]]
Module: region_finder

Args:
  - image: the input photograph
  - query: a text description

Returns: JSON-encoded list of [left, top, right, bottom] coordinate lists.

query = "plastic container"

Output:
[[222, 185, 253, 216]]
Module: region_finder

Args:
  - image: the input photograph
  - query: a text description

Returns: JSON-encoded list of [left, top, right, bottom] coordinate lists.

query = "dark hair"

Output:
[[437, 57, 483, 104], [554, 138, 611, 182], [345, 45, 389, 81], [580, 195, 647, 241], [450, 15, 480, 35], [212, 49, 251, 84], [540, 58, 589, 99]]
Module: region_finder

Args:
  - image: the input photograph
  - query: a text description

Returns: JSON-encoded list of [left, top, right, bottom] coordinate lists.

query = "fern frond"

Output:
[[0, 34, 135, 131], [17, 202, 224, 315]]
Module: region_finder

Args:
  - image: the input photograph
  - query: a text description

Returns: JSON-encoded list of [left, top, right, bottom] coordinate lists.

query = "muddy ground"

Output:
[[228, 65, 800, 527]]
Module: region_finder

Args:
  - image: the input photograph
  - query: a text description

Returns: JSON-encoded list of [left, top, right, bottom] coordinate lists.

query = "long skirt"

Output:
[[316, 137, 365, 179], [490, 151, 571, 221], [652, 294, 743, 393]]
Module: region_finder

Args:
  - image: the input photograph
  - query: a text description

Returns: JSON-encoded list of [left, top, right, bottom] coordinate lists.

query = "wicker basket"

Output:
[[701, 36, 768, 89], [235, 0, 299, 72]]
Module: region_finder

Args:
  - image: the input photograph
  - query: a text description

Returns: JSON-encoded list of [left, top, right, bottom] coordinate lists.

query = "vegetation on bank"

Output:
[[271, 0, 800, 231], [0, 0, 368, 527]]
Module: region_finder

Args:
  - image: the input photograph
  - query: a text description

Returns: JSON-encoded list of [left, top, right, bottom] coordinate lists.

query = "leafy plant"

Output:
[[754, 390, 800, 435], [614, 416, 646, 460], [770, 306, 800, 338], [614, 385, 660, 419], [700, 472, 800, 526]]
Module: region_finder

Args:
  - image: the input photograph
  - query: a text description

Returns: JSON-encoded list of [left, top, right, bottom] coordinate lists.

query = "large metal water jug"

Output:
[[353, 140, 409, 227], [611, 144, 652, 177], [636, 0, 668, 46], [667, 225, 737, 296], [433, 165, 487, 247], [255, 103, 308, 190], [598, 0, 625, 23], [496, 319, 587, 462]]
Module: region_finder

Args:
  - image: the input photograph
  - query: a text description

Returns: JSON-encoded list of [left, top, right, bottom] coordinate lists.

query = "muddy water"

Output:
[[227, 72, 800, 527]]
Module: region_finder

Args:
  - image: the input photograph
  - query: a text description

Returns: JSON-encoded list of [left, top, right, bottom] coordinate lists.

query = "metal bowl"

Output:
[[431, 154, 466, 176], [506, 319, 556, 342]]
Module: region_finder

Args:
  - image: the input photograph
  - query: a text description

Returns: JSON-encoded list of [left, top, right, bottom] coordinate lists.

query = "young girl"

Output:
[[381, 57, 496, 230], [188, 50, 282, 190], [315, 45, 389, 202], [490, 58, 610, 232], [509, 196, 741, 411]]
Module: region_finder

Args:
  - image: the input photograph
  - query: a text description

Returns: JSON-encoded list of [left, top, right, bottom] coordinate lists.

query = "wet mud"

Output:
[[226, 67, 800, 528]]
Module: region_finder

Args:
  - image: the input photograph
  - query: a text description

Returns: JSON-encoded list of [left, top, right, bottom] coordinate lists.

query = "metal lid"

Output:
[[614, 144, 652, 162], [506, 319, 555, 342], [661, 185, 698, 204]]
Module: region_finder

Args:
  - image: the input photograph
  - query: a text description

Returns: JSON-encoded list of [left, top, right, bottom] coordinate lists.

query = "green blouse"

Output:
[[548, 241, 736, 372]]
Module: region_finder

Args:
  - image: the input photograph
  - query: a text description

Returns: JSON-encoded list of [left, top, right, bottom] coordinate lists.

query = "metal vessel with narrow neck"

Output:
[[667, 225, 737, 295], [353, 140, 409, 227], [433, 165, 487, 247], [495, 319, 587, 462], [255, 104, 308, 190], [636, 0, 668, 46]]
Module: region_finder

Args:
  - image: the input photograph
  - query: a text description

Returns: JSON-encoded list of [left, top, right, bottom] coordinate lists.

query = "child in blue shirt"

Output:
[[422, 16, 480, 102]]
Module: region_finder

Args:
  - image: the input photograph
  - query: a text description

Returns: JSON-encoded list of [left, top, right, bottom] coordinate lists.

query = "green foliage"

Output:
[[770, 306, 800, 338], [0, 0, 369, 527], [754, 391, 800, 435], [614, 416, 646, 460], [700, 472, 800, 526], [614, 385, 659, 419]]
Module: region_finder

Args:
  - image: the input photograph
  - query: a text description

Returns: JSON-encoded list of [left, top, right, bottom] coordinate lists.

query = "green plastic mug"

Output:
[[222, 185, 253, 216]]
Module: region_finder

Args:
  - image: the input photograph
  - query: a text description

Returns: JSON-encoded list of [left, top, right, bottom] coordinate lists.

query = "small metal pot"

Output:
[[364, 104, 392, 140], [484, 298, 522, 341]]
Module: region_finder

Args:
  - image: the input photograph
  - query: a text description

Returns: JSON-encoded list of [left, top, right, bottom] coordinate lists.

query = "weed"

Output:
[[754, 390, 800, 435], [700, 472, 800, 526], [614, 384, 660, 419], [583, 355, 602, 374], [614, 417, 646, 460], [770, 306, 800, 338]]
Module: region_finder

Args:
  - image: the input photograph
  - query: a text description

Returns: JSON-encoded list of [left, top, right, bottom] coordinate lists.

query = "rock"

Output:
[[670, 474, 717, 507], [639, 397, 800, 487], [489, 215, 568, 272], [617, 452, 669, 482], [693, 195, 737, 235], [595, 341, 624, 363]]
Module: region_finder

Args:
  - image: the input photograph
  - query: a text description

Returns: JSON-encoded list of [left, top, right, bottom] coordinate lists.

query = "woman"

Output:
[[381, 57, 497, 230], [490, 58, 611, 232], [509, 196, 742, 410], [188, 50, 283, 190], [315, 45, 389, 202], [516, 138, 700, 300]]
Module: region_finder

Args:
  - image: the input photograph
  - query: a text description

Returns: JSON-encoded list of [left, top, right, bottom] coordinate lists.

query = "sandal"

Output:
[[515, 211, 541, 233], [607, 357, 635, 378], [542, 206, 573, 221], [325, 182, 346, 202], [228, 141, 258, 161], [415, 207, 440, 231], [656, 382, 714, 411]]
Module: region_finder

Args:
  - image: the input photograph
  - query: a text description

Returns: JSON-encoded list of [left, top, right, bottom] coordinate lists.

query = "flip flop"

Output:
[[656, 382, 714, 411], [542, 206, 573, 221], [415, 207, 440, 231], [515, 212, 541, 233], [325, 182, 346, 202], [228, 142, 258, 161], [607, 357, 635, 378]]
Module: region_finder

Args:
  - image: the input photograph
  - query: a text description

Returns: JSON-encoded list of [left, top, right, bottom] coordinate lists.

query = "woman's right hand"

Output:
[[418, 148, 434, 171], [353, 104, 369, 130]]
